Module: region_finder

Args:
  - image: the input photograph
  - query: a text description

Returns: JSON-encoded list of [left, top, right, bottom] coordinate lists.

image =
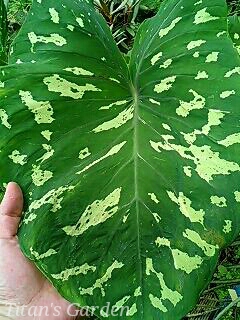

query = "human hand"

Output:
[[0, 182, 80, 319]]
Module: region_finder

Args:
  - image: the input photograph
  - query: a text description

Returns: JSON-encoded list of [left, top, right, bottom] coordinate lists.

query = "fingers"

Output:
[[0, 182, 23, 217], [0, 182, 23, 238]]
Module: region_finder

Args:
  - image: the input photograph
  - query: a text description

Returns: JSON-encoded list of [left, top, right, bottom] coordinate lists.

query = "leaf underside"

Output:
[[0, 0, 240, 319]]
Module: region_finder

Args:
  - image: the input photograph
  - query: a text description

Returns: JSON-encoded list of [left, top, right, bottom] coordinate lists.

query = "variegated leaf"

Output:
[[0, 0, 240, 319]]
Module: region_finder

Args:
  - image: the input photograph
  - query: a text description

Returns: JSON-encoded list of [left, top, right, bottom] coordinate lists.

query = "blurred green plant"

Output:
[[7, 0, 31, 50], [140, 0, 163, 11], [227, 0, 240, 15], [93, 0, 142, 52]]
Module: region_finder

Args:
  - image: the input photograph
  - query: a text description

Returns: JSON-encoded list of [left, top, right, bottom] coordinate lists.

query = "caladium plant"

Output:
[[0, 0, 240, 319]]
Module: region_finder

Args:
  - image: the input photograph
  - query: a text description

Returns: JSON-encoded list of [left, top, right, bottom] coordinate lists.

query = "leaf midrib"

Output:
[[131, 81, 144, 317]]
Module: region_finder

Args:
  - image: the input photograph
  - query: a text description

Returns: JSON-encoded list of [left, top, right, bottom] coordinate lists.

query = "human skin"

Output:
[[0, 182, 80, 320]]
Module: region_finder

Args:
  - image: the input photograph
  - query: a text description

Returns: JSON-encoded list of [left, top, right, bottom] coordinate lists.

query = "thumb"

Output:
[[0, 182, 23, 239]]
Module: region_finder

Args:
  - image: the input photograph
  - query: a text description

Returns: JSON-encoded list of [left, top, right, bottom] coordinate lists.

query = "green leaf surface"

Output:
[[0, 0, 240, 319]]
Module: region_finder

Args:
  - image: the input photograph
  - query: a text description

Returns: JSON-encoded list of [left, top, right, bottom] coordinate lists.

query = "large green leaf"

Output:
[[0, 0, 240, 319]]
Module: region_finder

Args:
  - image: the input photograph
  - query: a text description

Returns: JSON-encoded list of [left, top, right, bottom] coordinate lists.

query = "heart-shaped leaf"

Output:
[[0, 0, 240, 319]]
